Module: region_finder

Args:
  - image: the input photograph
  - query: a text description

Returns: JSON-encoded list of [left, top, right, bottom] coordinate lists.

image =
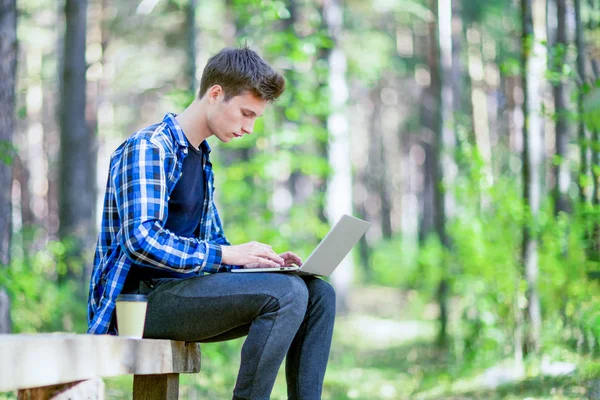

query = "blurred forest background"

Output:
[[1, 0, 600, 398]]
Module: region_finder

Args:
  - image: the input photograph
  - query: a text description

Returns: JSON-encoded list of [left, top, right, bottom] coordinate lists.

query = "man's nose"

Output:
[[242, 121, 254, 135]]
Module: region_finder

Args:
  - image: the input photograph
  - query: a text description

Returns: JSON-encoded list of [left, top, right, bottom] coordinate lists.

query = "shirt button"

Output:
[[167, 196, 171, 200]]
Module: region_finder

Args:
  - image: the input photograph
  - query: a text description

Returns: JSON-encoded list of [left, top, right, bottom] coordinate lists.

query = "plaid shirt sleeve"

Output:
[[116, 138, 223, 274]]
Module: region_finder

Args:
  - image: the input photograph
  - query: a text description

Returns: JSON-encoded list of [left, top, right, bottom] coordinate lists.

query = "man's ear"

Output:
[[207, 85, 223, 103]]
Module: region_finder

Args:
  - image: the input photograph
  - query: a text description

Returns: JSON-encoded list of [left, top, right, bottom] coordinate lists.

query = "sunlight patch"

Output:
[[335, 315, 436, 349]]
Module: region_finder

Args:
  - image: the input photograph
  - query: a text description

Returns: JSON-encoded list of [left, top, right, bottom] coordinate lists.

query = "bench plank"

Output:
[[17, 378, 105, 400], [0, 333, 200, 392]]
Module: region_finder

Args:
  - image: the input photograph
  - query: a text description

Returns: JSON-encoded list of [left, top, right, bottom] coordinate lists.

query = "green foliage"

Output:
[[0, 140, 16, 166], [546, 44, 574, 85], [345, 30, 397, 85], [361, 129, 600, 364], [164, 89, 196, 110], [2, 232, 88, 333], [462, 0, 511, 26], [583, 86, 600, 132], [368, 235, 418, 287], [500, 58, 521, 76]]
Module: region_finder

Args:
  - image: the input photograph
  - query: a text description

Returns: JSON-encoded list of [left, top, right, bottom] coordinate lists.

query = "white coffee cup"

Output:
[[115, 294, 148, 339]]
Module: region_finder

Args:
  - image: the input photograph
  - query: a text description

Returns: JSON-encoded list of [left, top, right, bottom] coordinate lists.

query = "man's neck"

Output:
[[175, 97, 212, 149]]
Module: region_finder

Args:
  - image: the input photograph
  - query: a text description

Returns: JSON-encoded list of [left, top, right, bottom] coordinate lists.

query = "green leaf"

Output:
[[0, 140, 16, 166]]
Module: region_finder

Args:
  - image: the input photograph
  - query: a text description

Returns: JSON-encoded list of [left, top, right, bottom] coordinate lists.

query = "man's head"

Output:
[[199, 46, 285, 143], [199, 46, 285, 103]]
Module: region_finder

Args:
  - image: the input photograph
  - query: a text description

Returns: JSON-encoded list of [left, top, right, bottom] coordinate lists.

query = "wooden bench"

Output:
[[0, 333, 201, 399]]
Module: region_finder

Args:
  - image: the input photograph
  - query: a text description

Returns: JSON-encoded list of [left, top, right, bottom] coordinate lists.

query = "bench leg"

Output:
[[133, 374, 179, 400]]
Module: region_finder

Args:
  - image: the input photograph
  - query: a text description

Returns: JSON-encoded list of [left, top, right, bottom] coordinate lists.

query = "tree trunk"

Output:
[[592, 125, 600, 260], [186, 0, 197, 94], [316, 2, 332, 228], [587, 3, 600, 265], [436, 0, 457, 231], [12, 155, 33, 230], [223, 0, 254, 189], [418, 137, 436, 243], [350, 84, 371, 281], [552, 0, 571, 215], [419, 10, 438, 246], [467, 25, 494, 199], [324, 0, 353, 315], [590, 54, 600, 262], [574, 0, 589, 203], [43, 57, 60, 243], [520, 0, 545, 355], [367, 84, 388, 240], [418, 87, 436, 244], [272, 0, 297, 226], [451, 0, 470, 133], [377, 88, 393, 240], [0, 0, 17, 334], [430, 0, 456, 348], [59, 0, 94, 284]]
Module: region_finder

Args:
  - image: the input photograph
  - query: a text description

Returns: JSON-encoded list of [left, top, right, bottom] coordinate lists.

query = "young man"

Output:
[[87, 47, 336, 400]]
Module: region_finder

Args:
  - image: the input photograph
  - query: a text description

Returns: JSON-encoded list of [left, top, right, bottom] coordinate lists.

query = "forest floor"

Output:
[[101, 285, 600, 399], [316, 286, 598, 400], [0, 285, 588, 399]]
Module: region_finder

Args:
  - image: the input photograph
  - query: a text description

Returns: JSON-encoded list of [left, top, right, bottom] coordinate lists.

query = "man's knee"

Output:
[[309, 278, 336, 314], [282, 275, 309, 309], [262, 274, 309, 317]]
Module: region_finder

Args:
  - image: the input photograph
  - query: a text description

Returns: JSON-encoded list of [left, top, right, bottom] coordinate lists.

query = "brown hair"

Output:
[[199, 46, 286, 102]]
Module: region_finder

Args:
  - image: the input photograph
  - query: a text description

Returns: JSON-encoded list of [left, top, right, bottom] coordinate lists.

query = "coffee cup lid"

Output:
[[116, 294, 147, 302]]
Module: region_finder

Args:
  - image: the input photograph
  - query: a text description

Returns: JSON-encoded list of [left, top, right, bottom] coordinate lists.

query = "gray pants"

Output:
[[136, 272, 336, 400]]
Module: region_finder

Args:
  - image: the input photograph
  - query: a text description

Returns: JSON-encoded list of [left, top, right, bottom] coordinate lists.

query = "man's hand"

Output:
[[279, 251, 302, 266], [221, 241, 286, 267], [242, 251, 303, 269]]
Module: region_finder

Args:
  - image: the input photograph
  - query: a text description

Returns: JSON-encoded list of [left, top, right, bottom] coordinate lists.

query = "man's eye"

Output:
[[242, 111, 250, 117]]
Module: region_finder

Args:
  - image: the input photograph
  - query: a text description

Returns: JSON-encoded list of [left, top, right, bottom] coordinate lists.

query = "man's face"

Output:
[[206, 88, 267, 143]]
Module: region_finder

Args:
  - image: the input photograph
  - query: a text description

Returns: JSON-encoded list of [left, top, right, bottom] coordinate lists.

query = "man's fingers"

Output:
[[261, 249, 284, 264], [254, 256, 280, 267], [250, 242, 279, 261], [280, 251, 302, 266], [291, 253, 302, 265], [292, 257, 302, 266], [247, 252, 283, 266]]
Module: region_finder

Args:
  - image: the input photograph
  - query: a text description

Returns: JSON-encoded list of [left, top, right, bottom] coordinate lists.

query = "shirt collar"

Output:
[[163, 112, 211, 155], [200, 140, 212, 155]]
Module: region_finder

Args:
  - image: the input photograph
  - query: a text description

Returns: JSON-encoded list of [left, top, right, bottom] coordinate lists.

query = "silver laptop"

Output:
[[231, 214, 370, 276]]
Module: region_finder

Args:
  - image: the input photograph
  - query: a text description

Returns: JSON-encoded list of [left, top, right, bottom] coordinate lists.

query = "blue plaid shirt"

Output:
[[87, 113, 233, 335]]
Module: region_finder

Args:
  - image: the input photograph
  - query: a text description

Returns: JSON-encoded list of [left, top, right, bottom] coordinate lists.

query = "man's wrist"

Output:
[[201, 242, 223, 272], [220, 244, 230, 265]]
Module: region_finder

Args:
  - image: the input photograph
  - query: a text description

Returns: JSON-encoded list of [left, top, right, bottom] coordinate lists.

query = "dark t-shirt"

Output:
[[164, 140, 205, 236], [123, 139, 206, 292]]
